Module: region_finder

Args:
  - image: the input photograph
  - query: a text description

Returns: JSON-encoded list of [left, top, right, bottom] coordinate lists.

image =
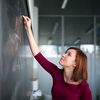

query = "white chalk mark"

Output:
[[11, 81, 21, 100]]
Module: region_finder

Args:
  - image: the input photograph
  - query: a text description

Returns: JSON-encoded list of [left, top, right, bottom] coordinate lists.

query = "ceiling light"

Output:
[[86, 22, 100, 35], [61, 0, 68, 9], [74, 38, 80, 44], [52, 22, 59, 35]]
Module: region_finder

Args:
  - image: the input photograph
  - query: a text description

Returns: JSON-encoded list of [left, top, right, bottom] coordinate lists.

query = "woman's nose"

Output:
[[62, 54, 65, 57]]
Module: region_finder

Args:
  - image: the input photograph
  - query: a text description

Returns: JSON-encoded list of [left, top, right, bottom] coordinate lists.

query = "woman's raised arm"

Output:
[[23, 16, 40, 56]]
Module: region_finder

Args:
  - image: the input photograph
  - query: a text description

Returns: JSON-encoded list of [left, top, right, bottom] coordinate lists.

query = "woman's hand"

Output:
[[23, 16, 31, 31]]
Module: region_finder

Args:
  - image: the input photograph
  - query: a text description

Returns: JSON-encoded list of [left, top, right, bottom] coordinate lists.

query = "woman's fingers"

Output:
[[23, 16, 31, 30], [24, 16, 31, 24], [23, 17, 27, 25], [23, 16, 30, 22], [25, 16, 30, 21]]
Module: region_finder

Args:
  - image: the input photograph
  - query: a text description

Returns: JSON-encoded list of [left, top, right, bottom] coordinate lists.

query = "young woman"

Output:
[[23, 16, 92, 100]]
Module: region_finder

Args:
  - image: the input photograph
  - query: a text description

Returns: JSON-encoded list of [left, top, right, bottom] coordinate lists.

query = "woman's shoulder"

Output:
[[79, 81, 91, 92], [79, 81, 92, 99], [80, 81, 89, 86], [79, 81, 89, 88]]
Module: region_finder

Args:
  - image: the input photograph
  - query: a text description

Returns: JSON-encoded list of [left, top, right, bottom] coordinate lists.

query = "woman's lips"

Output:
[[60, 58, 64, 61]]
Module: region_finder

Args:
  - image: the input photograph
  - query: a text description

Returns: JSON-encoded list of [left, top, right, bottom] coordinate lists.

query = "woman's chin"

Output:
[[59, 61, 62, 66]]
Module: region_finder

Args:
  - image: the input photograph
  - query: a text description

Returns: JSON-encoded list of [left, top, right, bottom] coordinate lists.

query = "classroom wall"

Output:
[[0, 0, 33, 100]]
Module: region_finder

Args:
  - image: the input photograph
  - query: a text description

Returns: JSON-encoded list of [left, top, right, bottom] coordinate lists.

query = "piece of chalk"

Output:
[[22, 15, 24, 18]]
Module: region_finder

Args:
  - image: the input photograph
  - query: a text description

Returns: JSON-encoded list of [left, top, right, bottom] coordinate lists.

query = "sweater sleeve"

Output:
[[34, 52, 60, 77], [80, 84, 92, 100]]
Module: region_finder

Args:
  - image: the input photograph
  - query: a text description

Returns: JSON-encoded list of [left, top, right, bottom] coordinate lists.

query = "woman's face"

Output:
[[59, 49, 76, 68]]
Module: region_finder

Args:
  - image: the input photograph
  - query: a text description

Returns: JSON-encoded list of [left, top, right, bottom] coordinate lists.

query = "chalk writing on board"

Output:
[[11, 81, 21, 100], [15, 0, 22, 15], [12, 57, 25, 72]]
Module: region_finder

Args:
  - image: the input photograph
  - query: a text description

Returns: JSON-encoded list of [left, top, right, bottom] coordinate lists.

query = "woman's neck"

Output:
[[63, 68, 82, 85], [63, 68, 73, 83]]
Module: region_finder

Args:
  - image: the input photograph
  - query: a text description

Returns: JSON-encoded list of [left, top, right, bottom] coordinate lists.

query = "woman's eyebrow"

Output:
[[68, 51, 72, 54], [67, 51, 72, 55]]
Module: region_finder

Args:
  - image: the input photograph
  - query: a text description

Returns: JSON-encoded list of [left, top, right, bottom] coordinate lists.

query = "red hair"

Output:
[[65, 47, 88, 82]]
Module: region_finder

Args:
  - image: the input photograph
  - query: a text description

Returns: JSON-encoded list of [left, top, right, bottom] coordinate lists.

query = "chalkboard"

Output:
[[0, 0, 33, 100]]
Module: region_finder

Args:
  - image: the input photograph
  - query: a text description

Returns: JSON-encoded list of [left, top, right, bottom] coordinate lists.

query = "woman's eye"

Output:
[[68, 53, 71, 56]]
